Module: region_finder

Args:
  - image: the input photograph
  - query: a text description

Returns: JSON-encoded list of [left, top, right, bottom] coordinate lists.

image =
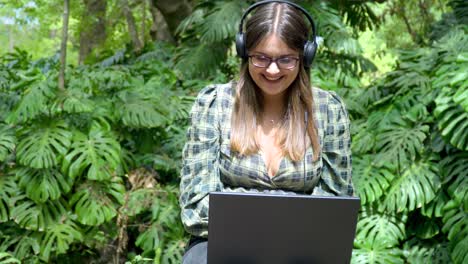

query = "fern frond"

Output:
[[16, 121, 72, 169]]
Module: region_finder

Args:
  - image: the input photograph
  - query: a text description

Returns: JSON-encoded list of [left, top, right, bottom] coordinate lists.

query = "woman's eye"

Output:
[[256, 56, 270, 62], [278, 57, 293, 64]]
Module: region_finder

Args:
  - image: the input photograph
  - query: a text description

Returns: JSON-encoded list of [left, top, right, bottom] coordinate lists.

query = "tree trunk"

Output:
[[148, 0, 174, 43], [8, 25, 14, 52], [121, 0, 143, 53], [78, 0, 107, 64], [59, 0, 69, 90], [152, 0, 192, 38]]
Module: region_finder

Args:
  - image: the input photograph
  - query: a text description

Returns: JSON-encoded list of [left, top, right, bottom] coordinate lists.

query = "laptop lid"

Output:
[[207, 191, 360, 264]]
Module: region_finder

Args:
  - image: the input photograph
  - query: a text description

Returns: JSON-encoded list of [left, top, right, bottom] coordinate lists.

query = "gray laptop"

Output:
[[208, 191, 360, 264]]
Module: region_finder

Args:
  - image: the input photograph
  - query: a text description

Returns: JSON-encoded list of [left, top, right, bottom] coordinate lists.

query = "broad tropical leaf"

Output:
[[0, 125, 15, 162], [16, 121, 72, 169], [422, 190, 450, 218], [442, 199, 468, 264], [16, 167, 73, 203], [355, 209, 406, 248], [175, 42, 227, 78], [0, 175, 18, 223], [160, 239, 185, 264], [380, 159, 440, 213], [352, 155, 395, 205], [434, 87, 468, 151], [70, 177, 125, 226], [10, 196, 68, 231], [135, 223, 160, 254], [351, 246, 404, 264], [403, 239, 452, 264], [199, 1, 243, 42], [375, 115, 429, 167], [351, 119, 376, 154], [0, 252, 20, 264], [116, 89, 168, 128], [62, 126, 120, 180], [37, 221, 83, 261], [440, 152, 468, 202], [54, 88, 95, 114], [6, 79, 55, 124], [407, 213, 440, 239]]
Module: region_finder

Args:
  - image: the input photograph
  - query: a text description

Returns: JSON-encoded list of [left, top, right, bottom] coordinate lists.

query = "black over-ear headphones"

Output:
[[235, 0, 318, 68]]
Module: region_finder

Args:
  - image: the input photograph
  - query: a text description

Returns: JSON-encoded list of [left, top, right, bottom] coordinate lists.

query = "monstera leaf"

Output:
[[0, 175, 18, 223], [355, 208, 406, 248], [403, 239, 451, 264], [422, 190, 450, 218], [160, 239, 185, 264], [0, 252, 20, 264], [53, 88, 95, 114], [435, 87, 468, 151], [375, 115, 429, 167], [351, 246, 404, 264], [442, 199, 468, 264], [36, 220, 83, 261], [16, 167, 73, 203], [10, 196, 68, 231], [6, 79, 55, 124], [116, 89, 169, 129], [62, 125, 121, 181], [16, 121, 72, 169], [70, 177, 124, 226], [440, 152, 468, 203], [0, 125, 15, 162], [352, 155, 395, 205], [135, 223, 161, 254], [380, 159, 440, 213], [199, 1, 244, 42]]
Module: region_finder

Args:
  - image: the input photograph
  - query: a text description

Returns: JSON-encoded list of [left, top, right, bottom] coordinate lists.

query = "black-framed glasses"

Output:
[[249, 54, 300, 70]]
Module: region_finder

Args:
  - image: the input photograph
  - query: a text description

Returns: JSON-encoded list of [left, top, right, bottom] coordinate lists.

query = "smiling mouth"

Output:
[[263, 75, 283, 81]]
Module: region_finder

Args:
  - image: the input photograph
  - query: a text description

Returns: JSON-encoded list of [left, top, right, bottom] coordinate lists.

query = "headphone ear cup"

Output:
[[236, 33, 247, 59], [303, 40, 317, 68]]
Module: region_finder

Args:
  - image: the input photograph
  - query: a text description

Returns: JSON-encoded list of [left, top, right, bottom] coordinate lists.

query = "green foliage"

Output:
[[0, 41, 191, 261]]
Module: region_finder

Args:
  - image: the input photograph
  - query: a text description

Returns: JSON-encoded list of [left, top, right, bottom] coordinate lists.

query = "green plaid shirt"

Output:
[[179, 82, 354, 237]]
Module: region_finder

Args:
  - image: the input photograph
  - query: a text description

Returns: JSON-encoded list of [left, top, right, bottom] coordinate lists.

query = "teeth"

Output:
[[265, 76, 281, 81]]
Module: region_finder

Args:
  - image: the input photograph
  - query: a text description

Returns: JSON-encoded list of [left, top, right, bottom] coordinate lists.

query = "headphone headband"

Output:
[[238, 0, 316, 44], [236, 0, 318, 67]]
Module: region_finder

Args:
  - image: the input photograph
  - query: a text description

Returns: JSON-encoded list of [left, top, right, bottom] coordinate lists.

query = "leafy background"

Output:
[[0, 0, 466, 263]]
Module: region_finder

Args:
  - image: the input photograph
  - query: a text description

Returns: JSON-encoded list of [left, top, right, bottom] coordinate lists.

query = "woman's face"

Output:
[[248, 34, 300, 100]]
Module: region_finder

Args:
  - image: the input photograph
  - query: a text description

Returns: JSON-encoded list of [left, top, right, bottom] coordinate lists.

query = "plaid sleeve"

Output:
[[312, 91, 354, 197], [179, 85, 223, 238]]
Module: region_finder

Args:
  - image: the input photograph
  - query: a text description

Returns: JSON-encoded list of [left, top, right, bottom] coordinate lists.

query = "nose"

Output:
[[266, 61, 280, 74]]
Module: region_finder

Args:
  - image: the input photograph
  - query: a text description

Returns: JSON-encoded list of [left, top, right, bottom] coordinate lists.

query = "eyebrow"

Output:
[[250, 52, 299, 58]]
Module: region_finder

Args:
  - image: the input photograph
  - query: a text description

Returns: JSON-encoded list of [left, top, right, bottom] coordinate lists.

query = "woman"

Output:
[[179, 1, 354, 263]]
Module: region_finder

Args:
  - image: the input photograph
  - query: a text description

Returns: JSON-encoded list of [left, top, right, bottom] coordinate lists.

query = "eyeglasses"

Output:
[[249, 54, 300, 70]]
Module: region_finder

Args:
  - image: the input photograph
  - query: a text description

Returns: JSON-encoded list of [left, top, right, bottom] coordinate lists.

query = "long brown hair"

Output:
[[230, 2, 320, 162]]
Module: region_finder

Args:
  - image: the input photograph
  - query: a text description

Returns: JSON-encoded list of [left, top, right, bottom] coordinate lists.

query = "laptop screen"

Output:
[[208, 192, 360, 264]]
